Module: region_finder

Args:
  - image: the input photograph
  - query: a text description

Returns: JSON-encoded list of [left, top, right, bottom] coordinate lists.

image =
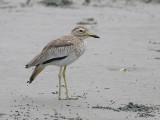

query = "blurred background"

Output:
[[0, 0, 160, 120]]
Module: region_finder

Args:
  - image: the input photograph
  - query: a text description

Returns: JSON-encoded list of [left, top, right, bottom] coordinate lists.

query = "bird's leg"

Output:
[[58, 67, 63, 100], [62, 65, 69, 98], [62, 65, 78, 100]]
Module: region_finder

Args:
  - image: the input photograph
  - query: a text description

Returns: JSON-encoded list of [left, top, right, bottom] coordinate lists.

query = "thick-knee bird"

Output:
[[25, 26, 100, 100]]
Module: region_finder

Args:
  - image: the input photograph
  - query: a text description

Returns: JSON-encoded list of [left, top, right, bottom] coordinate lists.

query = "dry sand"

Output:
[[0, 0, 160, 120]]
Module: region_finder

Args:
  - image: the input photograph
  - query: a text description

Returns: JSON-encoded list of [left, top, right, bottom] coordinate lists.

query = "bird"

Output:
[[25, 26, 100, 100]]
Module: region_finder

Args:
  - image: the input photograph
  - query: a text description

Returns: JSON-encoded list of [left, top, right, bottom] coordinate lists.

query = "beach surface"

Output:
[[0, 0, 160, 119]]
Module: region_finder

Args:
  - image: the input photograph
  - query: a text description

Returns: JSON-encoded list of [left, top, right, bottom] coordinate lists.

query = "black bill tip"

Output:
[[90, 34, 100, 38]]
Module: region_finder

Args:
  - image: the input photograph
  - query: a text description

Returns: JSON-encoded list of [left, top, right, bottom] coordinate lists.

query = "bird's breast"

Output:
[[74, 40, 87, 57]]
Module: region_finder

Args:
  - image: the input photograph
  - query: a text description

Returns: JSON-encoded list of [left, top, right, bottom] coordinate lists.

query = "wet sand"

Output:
[[0, 1, 160, 120]]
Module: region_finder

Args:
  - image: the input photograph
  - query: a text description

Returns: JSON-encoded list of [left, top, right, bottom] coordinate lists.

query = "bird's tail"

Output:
[[27, 65, 45, 84]]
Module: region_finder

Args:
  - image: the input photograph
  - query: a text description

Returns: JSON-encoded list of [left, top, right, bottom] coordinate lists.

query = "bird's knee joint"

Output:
[[58, 74, 62, 78], [62, 72, 65, 77]]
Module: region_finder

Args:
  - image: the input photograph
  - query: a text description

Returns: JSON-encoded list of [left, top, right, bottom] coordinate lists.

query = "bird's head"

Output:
[[71, 26, 100, 39]]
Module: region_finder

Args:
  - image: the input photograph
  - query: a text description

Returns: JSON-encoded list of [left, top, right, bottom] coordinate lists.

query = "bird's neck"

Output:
[[70, 34, 88, 41]]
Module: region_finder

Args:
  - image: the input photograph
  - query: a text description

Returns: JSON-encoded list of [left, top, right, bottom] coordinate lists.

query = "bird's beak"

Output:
[[87, 33, 100, 38]]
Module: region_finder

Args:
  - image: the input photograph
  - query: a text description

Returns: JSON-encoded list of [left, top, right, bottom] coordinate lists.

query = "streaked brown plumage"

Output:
[[26, 26, 100, 100]]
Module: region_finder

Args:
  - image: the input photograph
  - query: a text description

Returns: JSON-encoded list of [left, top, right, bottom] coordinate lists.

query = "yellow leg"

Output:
[[62, 65, 69, 98], [58, 67, 63, 100], [62, 66, 78, 100]]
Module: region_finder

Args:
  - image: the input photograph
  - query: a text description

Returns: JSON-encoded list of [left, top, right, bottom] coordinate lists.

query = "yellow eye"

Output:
[[78, 29, 84, 33]]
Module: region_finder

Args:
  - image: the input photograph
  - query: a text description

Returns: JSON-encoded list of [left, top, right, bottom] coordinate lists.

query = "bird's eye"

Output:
[[78, 29, 84, 33]]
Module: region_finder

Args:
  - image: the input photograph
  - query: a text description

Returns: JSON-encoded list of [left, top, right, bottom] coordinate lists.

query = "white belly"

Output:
[[51, 53, 79, 66]]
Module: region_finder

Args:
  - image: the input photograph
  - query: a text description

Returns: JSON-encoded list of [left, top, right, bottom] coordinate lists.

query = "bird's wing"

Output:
[[26, 36, 75, 68]]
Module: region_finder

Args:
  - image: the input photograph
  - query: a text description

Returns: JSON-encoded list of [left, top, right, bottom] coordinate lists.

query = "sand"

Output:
[[0, 0, 160, 120]]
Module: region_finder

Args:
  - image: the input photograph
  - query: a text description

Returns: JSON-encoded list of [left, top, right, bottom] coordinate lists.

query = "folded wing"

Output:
[[26, 36, 75, 68]]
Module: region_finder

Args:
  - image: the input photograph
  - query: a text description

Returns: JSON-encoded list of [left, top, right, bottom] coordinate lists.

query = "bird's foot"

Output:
[[58, 96, 78, 100], [67, 96, 78, 100]]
